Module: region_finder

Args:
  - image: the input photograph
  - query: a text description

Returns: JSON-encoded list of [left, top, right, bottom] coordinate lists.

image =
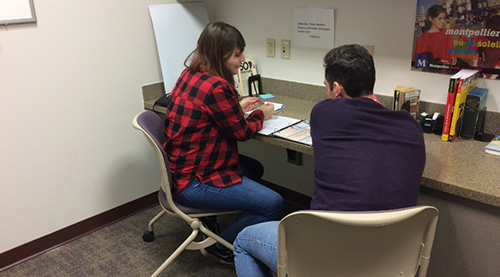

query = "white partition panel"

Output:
[[149, 2, 209, 95]]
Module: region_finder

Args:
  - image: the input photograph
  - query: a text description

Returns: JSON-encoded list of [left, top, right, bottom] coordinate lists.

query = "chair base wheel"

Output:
[[143, 231, 155, 242]]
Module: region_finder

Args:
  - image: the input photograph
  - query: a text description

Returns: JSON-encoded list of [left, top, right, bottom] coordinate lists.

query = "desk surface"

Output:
[[257, 95, 500, 209], [143, 86, 500, 208]]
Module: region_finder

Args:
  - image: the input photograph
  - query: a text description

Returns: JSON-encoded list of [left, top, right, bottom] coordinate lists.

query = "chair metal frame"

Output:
[[132, 110, 240, 277], [277, 206, 439, 277]]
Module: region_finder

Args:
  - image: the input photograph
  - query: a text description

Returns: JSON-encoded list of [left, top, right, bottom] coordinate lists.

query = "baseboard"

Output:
[[0, 191, 159, 271]]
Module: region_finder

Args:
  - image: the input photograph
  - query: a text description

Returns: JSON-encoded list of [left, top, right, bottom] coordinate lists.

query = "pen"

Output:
[[256, 99, 266, 105]]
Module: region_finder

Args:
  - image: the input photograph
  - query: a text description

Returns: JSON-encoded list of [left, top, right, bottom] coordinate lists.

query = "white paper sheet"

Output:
[[293, 8, 334, 49], [258, 115, 301, 136]]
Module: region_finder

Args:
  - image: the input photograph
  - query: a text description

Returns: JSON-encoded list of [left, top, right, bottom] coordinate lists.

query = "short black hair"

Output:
[[323, 44, 375, 98]]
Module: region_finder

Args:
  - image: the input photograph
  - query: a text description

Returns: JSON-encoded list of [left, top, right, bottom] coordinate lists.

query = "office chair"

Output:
[[277, 206, 439, 277], [132, 110, 240, 277]]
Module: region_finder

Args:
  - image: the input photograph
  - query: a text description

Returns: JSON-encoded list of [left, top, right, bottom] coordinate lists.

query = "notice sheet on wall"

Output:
[[293, 8, 334, 49]]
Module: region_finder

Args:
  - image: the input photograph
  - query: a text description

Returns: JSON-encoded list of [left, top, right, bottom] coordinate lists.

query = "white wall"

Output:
[[212, 2, 500, 274], [0, 0, 189, 253], [1, 0, 498, 257], [211, 0, 500, 112]]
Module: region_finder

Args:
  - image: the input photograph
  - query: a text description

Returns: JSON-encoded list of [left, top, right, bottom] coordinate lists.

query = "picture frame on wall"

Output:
[[0, 0, 37, 25]]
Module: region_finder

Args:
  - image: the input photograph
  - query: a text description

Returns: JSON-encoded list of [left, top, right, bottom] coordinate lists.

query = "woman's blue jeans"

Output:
[[234, 221, 279, 277], [174, 155, 284, 245]]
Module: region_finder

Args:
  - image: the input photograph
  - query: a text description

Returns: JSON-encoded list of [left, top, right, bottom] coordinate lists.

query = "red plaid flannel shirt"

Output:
[[164, 69, 264, 194]]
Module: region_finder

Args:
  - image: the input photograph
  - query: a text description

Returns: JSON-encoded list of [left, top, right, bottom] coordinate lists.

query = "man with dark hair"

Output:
[[323, 43, 375, 98], [233, 44, 426, 277]]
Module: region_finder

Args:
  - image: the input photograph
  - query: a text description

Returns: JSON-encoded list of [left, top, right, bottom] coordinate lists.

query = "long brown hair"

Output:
[[185, 22, 245, 86]]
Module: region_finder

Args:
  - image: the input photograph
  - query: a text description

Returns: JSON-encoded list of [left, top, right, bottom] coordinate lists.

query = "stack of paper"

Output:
[[485, 135, 500, 156]]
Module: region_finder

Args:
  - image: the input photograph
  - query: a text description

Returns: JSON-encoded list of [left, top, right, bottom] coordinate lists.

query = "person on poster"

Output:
[[414, 4, 456, 66]]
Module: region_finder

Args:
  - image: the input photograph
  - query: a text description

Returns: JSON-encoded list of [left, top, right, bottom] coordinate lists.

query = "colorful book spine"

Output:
[[393, 88, 400, 110], [441, 75, 460, 141]]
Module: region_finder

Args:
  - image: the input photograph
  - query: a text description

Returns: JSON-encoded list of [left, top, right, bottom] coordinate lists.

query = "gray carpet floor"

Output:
[[0, 206, 238, 277]]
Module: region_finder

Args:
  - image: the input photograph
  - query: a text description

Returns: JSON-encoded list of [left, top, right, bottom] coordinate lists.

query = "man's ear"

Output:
[[334, 81, 344, 99]]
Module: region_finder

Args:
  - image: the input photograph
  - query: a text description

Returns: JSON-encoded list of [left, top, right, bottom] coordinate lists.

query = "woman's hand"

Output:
[[259, 103, 275, 120], [240, 97, 259, 113]]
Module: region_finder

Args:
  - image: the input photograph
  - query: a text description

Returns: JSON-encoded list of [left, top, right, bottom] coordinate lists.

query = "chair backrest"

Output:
[[277, 206, 439, 277], [132, 111, 182, 214], [133, 110, 230, 218], [134, 110, 166, 149]]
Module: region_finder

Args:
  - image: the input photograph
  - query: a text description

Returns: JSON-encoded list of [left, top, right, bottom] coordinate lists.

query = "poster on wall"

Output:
[[412, 0, 500, 79]]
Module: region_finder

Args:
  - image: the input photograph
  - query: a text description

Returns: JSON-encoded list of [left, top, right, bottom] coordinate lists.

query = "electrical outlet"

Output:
[[281, 39, 291, 59], [266, 38, 275, 58]]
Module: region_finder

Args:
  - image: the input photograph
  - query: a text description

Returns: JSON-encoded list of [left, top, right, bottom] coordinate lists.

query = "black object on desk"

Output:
[[475, 132, 495, 142], [417, 112, 444, 135], [248, 74, 263, 96], [154, 94, 171, 108]]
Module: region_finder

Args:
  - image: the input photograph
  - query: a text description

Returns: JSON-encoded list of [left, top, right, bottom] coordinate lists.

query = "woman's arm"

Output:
[[207, 85, 265, 141]]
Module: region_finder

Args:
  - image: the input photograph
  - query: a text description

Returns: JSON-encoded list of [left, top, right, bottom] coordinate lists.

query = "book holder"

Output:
[[248, 74, 263, 96]]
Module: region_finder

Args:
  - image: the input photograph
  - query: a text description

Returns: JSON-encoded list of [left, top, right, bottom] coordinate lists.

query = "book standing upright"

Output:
[[237, 59, 259, 97], [449, 69, 479, 142], [393, 85, 421, 119], [459, 87, 488, 140], [441, 71, 464, 141]]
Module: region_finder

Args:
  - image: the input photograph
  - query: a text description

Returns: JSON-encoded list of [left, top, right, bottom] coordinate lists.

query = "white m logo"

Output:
[[416, 59, 427, 67]]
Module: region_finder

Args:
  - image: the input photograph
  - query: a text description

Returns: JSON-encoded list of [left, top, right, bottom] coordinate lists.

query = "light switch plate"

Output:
[[266, 38, 275, 58], [281, 39, 290, 59]]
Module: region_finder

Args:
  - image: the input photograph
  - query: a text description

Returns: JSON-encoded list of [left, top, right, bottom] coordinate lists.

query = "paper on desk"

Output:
[[258, 115, 301, 136], [267, 102, 284, 112], [273, 121, 312, 145], [245, 102, 284, 115]]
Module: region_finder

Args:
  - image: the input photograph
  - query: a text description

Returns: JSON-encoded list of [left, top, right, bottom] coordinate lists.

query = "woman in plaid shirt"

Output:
[[164, 22, 284, 263]]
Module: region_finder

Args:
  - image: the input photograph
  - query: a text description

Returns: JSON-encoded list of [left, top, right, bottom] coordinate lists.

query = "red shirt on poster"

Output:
[[414, 29, 454, 64]]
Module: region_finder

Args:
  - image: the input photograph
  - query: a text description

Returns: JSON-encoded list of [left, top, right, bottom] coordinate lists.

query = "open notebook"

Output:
[[258, 115, 301, 136], [273, 121, 312, 145]]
